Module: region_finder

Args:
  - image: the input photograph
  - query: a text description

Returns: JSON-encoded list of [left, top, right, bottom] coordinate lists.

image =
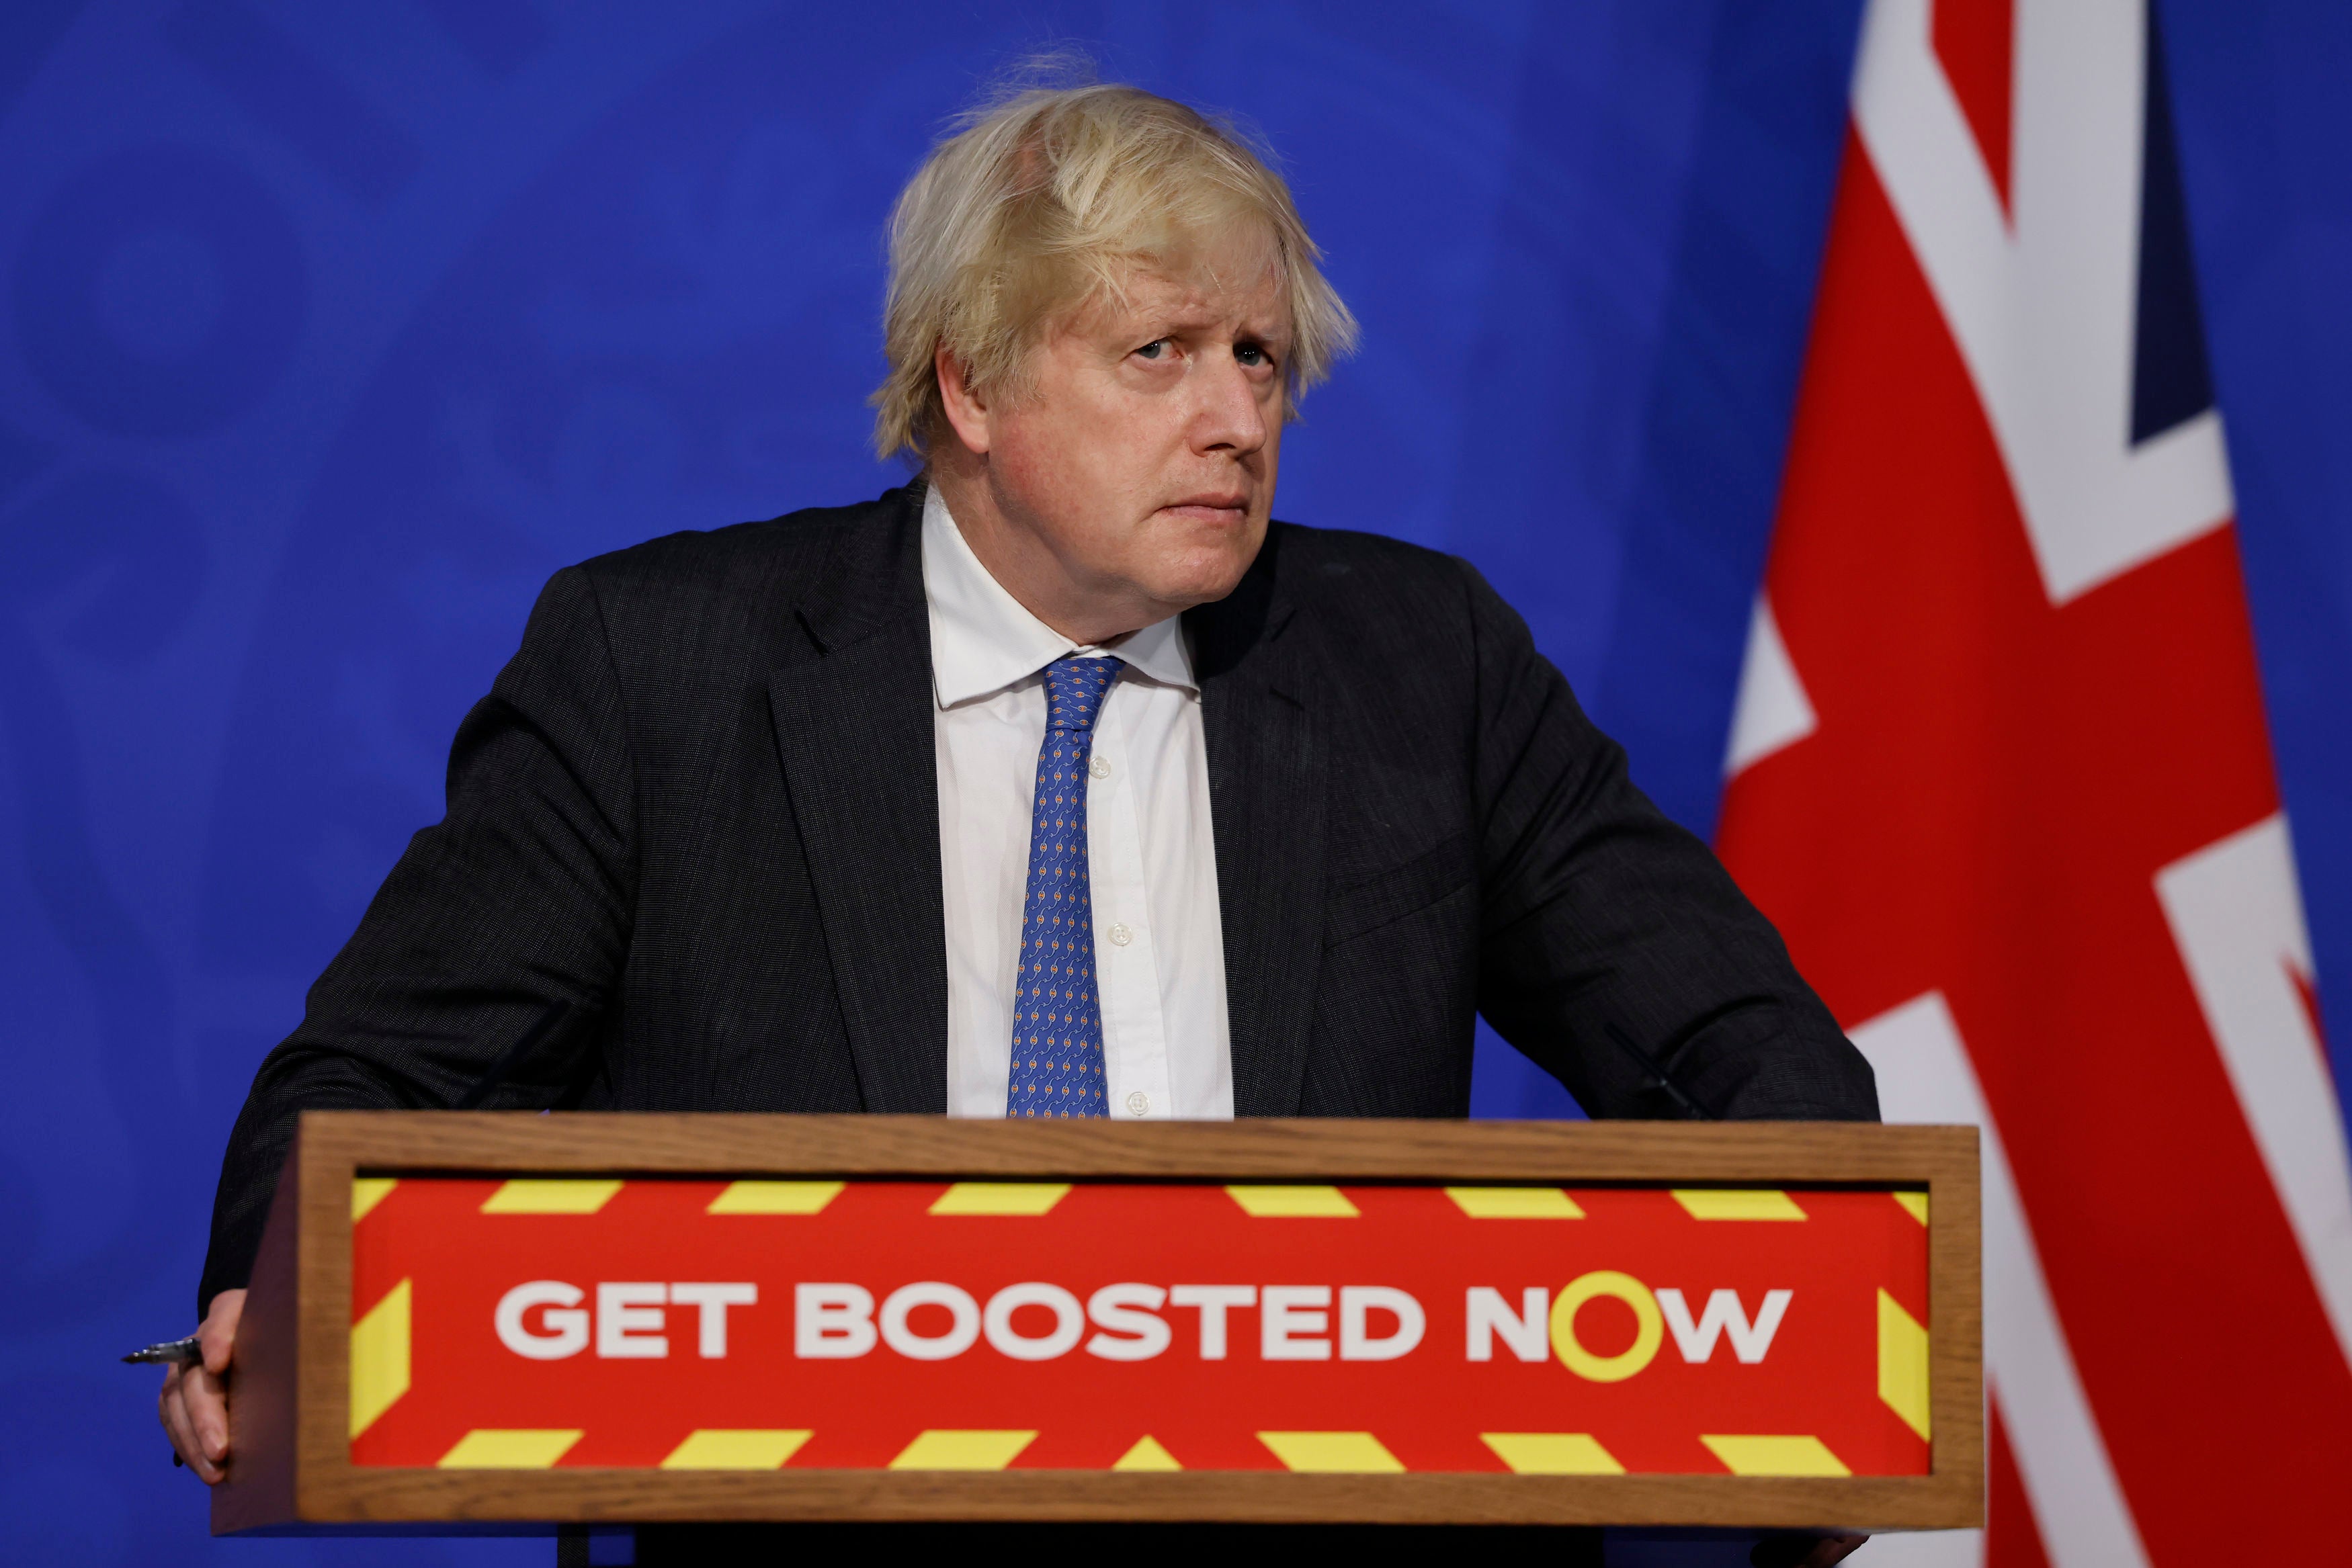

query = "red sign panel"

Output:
[[347, 1177, 1931, 1478]]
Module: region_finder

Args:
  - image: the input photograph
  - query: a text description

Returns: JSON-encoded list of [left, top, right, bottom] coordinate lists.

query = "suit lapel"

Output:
[[1191, 533, 1326, 1116], [767, 490, 949, 1113]]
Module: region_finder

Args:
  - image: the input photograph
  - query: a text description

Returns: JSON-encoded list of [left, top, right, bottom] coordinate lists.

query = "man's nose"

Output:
[[1189, 355, 1269, 457]]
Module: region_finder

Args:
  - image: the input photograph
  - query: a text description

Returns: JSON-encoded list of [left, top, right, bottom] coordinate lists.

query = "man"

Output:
[[163, 79, 1873, 1561]]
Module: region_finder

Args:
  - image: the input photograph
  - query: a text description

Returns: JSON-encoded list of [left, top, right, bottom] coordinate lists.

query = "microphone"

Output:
[[1603, 1019, 1716, 1121], [453, 998, 579, 1110]]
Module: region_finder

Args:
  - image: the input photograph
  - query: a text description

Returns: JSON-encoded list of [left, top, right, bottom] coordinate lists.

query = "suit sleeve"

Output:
[[1462, 559, 1876, 1123], [198, 565, 638, 1313]]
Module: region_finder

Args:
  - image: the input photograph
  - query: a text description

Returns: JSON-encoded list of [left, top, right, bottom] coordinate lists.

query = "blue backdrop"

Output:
[[1, 3, 2343, 1562]]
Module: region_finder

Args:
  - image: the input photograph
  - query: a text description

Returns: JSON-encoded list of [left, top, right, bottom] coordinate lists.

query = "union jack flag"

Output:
[[1716, 0, 2352, 1560]]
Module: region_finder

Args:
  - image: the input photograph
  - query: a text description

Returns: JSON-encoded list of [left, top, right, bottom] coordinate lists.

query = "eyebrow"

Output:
[[1147, 310, 1292, 342]]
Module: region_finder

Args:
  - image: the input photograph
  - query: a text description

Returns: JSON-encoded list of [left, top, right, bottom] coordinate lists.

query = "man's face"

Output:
[[961, 248, 1290, 627]]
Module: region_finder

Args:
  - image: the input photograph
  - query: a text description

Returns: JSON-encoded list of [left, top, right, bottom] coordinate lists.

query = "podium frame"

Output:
[[216, 1112, 1981, 1532]]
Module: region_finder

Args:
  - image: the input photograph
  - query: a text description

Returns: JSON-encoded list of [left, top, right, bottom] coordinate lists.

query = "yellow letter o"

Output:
[[1550, 1270, 1663, 1382]]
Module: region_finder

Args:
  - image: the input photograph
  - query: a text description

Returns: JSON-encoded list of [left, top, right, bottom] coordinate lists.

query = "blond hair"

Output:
[[872, 75, 1358, 462]]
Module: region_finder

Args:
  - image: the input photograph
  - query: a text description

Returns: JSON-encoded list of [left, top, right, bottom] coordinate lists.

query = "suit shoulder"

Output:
[[538, 486, 914, 675], [1267, 519, 1462, 578], [1265, 520, 1476, 630], [572, 490, 900, 598]]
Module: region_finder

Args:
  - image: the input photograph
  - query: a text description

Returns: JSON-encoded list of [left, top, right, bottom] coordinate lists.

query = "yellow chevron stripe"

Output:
[[1225, 1185, 1359, 1217], [480, 1179, 622, 1214], [438, 1429, 583, 1468], [1894, 1190, 1930, 1226], [351, 1178, 397, 1223], [1445, 1186, 1585, 1219], [661, 1429, 814, 1469], [1878, 1289, 1931, 1440], [1700, 1434, 1851, 1476], [348, 1277, 411, 1440], [1671, 1189, 1808, 1221], [707, 1180, 844, 1215], [1257, 1431, 1404, 1472], [927, 1182, 1070, 1215], [1111, 1435, 1182, 1471], [1480, 1432, 1625, 1475], [889, 1430, 1037, 1469]]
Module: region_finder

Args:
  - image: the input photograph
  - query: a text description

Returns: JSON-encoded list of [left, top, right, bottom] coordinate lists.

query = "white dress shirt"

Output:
[[923, 484, 1234, 1121]]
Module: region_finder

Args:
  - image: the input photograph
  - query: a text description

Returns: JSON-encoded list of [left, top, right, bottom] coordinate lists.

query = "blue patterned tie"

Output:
[[1006, 655, 1125, 1119]]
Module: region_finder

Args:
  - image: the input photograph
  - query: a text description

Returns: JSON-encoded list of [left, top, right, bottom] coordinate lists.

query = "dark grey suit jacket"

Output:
[[200, 482, 1874, 1311]]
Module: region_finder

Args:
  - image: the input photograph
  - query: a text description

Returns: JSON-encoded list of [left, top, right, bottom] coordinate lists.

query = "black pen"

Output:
[[122, 1335, 202, 1366]]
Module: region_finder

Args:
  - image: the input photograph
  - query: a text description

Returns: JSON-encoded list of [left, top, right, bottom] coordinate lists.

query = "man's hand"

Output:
[[159, 1289, 243, 1483], [1755, 1533, 1867, 1567]]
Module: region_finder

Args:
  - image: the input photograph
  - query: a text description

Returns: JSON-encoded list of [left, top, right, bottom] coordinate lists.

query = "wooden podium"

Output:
[[215, 1113, 1980, 1534]]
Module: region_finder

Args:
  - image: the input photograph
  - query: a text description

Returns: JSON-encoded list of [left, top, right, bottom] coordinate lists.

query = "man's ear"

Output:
[[933, 347, 993, 457]]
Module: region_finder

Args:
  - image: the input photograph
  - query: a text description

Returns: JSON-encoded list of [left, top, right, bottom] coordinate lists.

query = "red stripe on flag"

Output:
[[2290, 964, 2328, 1074], [1932, 0, 2016, 216]]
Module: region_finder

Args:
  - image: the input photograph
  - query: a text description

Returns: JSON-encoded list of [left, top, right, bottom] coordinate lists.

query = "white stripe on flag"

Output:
[[2156, 814, 2352, 1369], [1724, 594, 1817, 777]]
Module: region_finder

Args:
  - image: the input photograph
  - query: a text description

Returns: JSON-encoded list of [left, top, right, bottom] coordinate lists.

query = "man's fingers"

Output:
[[185, 1364, 230, 1465], [158, 1373, 222, 1483], [159, 1380, 205, 1477], [161, 1298, 242, 1487], [157, 1286, 249, 1485]]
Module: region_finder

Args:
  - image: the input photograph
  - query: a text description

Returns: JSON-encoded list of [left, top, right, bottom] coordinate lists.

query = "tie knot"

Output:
[[1042, 655, 1124, 734]]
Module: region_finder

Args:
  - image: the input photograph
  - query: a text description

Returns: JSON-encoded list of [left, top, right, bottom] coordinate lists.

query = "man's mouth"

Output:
[[1161, 492, 1251, 522]]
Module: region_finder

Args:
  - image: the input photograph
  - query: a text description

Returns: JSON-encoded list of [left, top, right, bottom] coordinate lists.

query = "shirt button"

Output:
[[1090, 754, 1111, 780], [1125, 1090, 1150, 1117], [1107, 922, 1132, 947]]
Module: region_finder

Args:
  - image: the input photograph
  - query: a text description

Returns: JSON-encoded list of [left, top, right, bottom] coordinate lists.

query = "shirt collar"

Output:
[[921, 482, 1197, 709]]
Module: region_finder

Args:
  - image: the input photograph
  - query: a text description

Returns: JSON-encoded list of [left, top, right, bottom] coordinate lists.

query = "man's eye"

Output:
[[1134, 339, 1169, 360], [1236, 343, 1269, 368]]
